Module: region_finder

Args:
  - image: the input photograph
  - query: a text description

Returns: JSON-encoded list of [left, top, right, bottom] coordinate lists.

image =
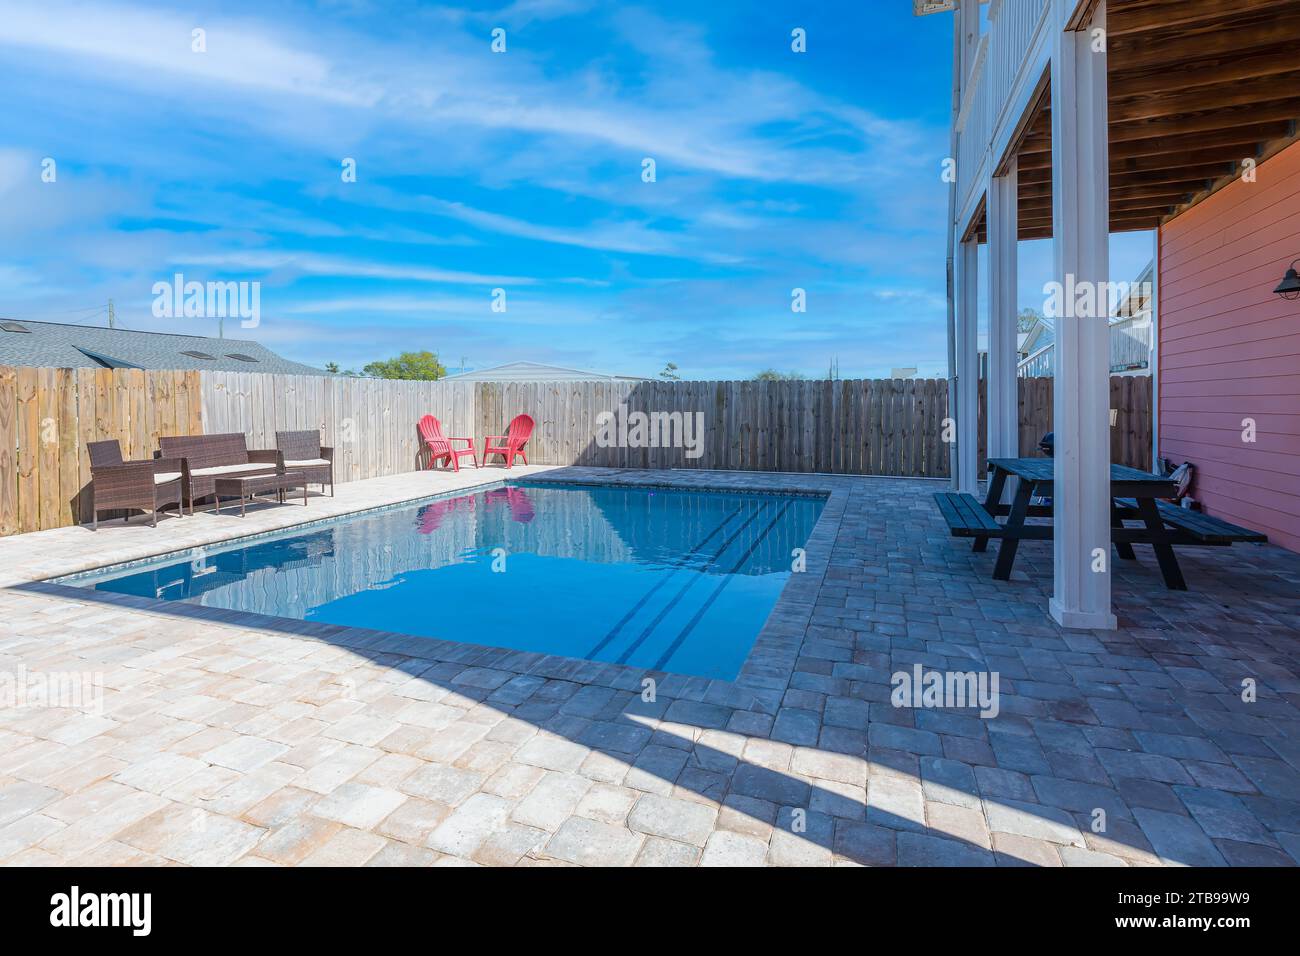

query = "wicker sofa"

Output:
[[275, 430, 335, 496], [157, 432, 281, 513], [88, 440, 186, 529]]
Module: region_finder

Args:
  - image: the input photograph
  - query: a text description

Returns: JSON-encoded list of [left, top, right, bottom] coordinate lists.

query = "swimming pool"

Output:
[[64, 482, 825, 681]]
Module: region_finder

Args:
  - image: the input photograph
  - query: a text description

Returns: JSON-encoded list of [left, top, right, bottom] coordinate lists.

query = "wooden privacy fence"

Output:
[[0, 367, 202, 535], [474, 377, 1150, 474], [1, 368, 1152, 535], [478, 378, 954, 475], [981, 374, 1153, 475], [200, 373, 479, 484]]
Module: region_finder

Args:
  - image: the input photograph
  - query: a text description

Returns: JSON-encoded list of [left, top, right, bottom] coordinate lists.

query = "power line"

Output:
[[3, 305, 110, 319]]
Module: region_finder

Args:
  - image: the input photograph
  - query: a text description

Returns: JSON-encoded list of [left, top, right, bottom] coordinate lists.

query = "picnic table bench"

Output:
[[933, 457, 1267, 590], [933, 492, 1004, 539], [1111, 498, 1268, 545]]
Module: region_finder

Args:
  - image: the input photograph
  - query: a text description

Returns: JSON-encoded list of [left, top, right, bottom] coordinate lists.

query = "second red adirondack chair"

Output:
[[482, 414, 534, 468], [419, 414, 478, 471]]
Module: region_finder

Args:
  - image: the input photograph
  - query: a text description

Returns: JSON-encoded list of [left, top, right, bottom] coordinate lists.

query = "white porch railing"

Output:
[[1109, 314, 1153, 371], [956, 0, 1050, 224], [1017, 342, 1054, 377], [1015, 315, 1154, 377]]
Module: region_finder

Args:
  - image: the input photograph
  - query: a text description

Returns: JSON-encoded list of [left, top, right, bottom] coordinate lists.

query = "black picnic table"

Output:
[[934, 457, 1267, 591], [979, 457, 1186, 588]]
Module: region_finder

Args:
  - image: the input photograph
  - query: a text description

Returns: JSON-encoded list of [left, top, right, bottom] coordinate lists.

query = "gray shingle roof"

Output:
[[0, 319, 326, 375]]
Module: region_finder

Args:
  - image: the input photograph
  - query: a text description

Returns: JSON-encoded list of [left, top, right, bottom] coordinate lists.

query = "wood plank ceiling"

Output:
[[973, 0, 1300, 243]]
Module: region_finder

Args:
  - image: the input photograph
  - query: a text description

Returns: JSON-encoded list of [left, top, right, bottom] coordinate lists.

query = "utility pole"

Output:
[[107, 299, 115, 328]]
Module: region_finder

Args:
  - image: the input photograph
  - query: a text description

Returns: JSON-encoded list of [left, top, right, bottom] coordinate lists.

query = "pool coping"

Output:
[[46, 477, 514, 585], [15, 466, 854, 717]]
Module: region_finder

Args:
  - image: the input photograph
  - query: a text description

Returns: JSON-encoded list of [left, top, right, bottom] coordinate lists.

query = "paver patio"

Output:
[[1, 466, 1297, 866]]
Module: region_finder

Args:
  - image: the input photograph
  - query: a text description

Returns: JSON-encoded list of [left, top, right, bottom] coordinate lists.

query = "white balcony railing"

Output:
[[1016, 315, 1154, 377], [956, 0, 1050, 218]]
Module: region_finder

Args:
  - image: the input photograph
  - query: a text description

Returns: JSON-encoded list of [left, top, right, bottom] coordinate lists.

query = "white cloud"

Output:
[[0, 2, 377, 106], [0, 0, 930, 188], [171, 250, 536, 287]]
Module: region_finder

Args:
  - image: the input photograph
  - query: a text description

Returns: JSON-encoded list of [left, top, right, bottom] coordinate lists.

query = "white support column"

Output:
[[988, 163, 1020, 467], [955, 236, 981, 494], [1050, 0, 1115, 629]]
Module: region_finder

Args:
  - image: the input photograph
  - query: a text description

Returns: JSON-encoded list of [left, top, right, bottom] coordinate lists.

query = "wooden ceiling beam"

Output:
[[1107, 172, 1216, 191], [1017, 167, 1214, 189], [1016, 196, 1053, 210], [1016, 192, 1193, 216], [1109, 184, 1198, 201], [1110, 222, 1162, 234], [1109, 15, 1300, 67], [1111, 151, 1258, 177], [1018, 113, 1297, 160], [1107, 0, 1282, 38], [1110, 197, 1191, 214], [1108, 126, 1290, 160], [1019, 140, 1260, 172], [1111, 50, 1300, 99], [1107, 187, 1196, 204], [1017, 181, 1053, 200], [1110, 73, 1300, 122], [1109, 166, 1224, 187], [1018, 182, 1199, 204], [1107, 100, 1300, 143]]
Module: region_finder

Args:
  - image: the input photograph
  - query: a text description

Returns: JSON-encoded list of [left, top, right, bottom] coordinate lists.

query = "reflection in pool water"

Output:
[[72, 482, 824, 680]]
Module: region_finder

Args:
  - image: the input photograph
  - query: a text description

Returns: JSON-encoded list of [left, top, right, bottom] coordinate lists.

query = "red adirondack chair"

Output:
[[482, 414, 534, 468], [418, 414, 478, 471]]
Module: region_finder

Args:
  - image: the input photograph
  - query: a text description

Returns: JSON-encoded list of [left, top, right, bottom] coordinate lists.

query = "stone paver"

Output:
[[0, 467, 1296, 866], [544, 816, 641, 866], [312, 783, 407, 830], [1133, 808, 1227, 867], [627, 793, 717, 847], [699, 830, 768, 866]]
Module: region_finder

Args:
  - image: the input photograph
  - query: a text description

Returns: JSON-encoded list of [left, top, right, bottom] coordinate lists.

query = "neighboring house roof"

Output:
[[1020, 318, 1054, 354], [1114, 261, 1154, 319], [0, 319, 326, 374], [441, 361, 647, 383]]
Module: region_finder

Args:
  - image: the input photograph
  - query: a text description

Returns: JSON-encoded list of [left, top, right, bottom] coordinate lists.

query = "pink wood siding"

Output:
[[1159, 141, 1300, 553]]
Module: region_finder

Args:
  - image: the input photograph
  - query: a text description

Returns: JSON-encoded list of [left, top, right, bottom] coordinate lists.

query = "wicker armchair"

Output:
[[88, 440, 185, 529], [275, 430, 335, 496]]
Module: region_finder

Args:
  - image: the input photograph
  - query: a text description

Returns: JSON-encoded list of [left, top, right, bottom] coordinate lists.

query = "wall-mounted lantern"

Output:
[[1274, 258, 1300, 301]]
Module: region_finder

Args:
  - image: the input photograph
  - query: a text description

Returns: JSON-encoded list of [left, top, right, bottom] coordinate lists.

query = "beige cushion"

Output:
[[191, 462, 273, 477], [154, 472, 181, 484], [285, 458, 330, 467]]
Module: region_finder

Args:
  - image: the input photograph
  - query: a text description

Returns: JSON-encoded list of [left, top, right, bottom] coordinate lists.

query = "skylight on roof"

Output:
[[1, 321, 30, 333], [181, 350, 216, 360], [226, 353, 259, 362]]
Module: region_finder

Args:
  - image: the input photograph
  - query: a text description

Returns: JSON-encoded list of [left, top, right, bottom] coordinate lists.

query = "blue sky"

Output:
[[0, 0, 1151, 378]]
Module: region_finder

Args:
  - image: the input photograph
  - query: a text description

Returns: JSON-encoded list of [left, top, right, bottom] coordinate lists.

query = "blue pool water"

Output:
[[67, 482, 824, 680]]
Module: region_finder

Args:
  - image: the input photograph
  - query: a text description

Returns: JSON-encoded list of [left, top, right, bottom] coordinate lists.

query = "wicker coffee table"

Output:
[[212, 470, 309, 517]]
